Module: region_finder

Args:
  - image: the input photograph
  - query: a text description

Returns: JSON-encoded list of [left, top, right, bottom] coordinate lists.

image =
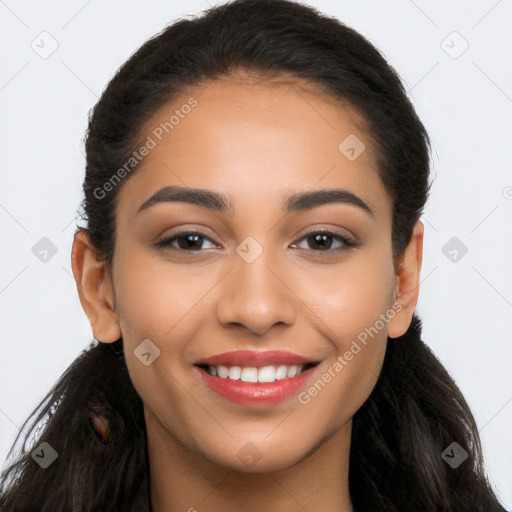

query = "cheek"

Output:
[[297, 251, 393, 416], [111, 251, 223, 427], [112, 248, 218, 344], [307, 246, 395, 341]]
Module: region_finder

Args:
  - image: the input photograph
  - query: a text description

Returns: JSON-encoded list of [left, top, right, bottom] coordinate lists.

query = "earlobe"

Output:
[[387, 219, 424, 339], [71, 229, 121, 343]]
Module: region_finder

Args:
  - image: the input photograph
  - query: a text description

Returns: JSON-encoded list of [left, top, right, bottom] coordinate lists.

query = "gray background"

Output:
[[0, 0, 511, 505]]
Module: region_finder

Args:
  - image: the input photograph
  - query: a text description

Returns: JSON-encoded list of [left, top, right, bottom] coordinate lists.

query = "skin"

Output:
[[71, 71, 423, 512]]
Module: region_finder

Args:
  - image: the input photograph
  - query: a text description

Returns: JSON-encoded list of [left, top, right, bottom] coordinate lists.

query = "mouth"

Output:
[[192, 350, 321, 407]]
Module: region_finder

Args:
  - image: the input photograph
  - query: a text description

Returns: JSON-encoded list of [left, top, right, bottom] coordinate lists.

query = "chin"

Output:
[[199, 436, 317, 474]]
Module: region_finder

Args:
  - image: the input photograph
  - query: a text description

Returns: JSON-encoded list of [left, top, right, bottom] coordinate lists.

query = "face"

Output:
[[89, 72, 413, 473]]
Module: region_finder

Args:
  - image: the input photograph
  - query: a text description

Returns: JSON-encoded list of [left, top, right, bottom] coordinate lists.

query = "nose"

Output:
[[215, 249, 297, 336]]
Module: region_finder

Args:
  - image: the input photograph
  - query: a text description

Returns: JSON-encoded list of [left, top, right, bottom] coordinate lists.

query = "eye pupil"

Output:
[[179, 234, 202, 250], [310, 233, 332, 250]]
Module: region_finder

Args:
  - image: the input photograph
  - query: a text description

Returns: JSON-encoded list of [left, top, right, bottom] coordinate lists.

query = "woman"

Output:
[[0, 0, 507, 510]]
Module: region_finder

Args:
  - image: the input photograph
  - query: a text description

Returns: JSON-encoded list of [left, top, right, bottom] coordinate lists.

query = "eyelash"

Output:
[[154, 229, 360, 254]]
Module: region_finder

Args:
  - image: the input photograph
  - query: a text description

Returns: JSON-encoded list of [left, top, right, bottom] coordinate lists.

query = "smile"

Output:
[[193, 350, 320, 407]]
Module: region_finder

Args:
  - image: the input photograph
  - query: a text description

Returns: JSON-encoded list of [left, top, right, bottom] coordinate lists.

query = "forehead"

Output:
[[116, 72, 392, 222]]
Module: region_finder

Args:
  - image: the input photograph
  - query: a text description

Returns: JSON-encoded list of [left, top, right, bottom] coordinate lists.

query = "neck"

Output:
[[146, 409, 354, 512]]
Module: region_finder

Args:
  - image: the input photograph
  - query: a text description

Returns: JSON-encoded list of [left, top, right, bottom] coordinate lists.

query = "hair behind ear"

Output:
[[349, 314, 505, 512], [0, 340, 150, 512]]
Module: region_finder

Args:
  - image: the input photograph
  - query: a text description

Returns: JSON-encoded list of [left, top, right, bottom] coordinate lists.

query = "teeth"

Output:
[[286, 365, 298, 377], [275, 365, 288, 380], [241, 367, 258, 382], [217, 365, 229, 378], [205, 364, 307, 382], [228, 366, 241, 380], [258, 366, 275, 383]]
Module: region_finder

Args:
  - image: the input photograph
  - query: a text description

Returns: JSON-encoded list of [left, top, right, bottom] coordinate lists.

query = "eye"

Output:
[[154, 230, 219, 252], [154, 229, 359, 253], [290, 229, 359, 252]]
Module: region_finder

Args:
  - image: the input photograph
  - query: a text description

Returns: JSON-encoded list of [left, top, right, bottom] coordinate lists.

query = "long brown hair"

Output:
[[0, 1, 506, 510]]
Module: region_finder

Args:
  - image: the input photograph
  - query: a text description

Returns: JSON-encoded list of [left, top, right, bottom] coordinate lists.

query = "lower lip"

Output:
[[194, 366, 317, 407]]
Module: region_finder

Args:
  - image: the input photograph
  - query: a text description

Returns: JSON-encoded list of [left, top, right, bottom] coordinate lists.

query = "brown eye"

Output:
[[154, 229, 359, 254], [291, 230, 358, 252], [154, 231, 218, 251]]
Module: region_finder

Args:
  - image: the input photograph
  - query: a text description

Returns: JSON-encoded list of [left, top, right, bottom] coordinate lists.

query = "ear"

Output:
[[71, 228, 121, 343], [387, 219, 424, 339]]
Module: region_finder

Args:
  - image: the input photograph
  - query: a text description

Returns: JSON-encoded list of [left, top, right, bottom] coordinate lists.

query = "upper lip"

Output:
[[194, 350, 321, 368]]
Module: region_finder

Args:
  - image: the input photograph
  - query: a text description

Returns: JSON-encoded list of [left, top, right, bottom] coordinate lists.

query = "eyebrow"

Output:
[[136, 185, 375, 219]]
